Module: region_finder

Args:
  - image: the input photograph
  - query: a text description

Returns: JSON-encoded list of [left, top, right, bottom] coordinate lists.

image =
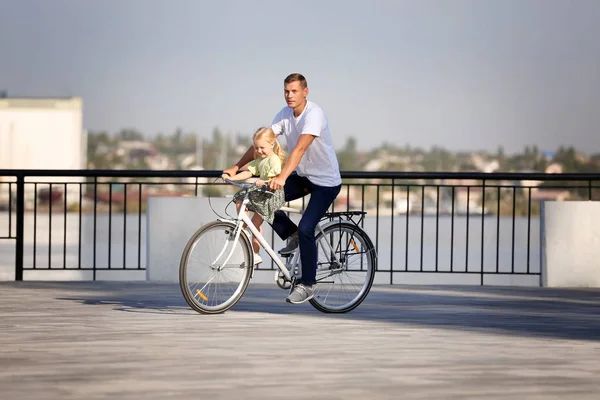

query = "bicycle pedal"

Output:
[[279, 253, 293, 258]]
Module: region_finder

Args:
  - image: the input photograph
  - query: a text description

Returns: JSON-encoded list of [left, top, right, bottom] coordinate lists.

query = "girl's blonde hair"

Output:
[[253, 127, 286, 165]]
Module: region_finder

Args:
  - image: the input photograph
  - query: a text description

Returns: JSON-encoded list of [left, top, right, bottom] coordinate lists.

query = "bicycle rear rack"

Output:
[[322, 211, 366, 228]]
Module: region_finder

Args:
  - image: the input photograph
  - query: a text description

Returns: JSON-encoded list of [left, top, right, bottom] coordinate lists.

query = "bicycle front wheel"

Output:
[[310, 222, 377, 313], [179, 221, 253, 314]]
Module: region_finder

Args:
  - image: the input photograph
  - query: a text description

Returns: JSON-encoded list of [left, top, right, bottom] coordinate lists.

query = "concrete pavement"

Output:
[[1, 281, 600, 399]]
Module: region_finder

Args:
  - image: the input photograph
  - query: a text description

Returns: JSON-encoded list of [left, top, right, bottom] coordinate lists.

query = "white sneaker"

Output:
[[253, 254, 263, 265]]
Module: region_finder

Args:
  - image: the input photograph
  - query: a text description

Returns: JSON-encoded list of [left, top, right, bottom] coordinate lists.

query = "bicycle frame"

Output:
[[222, 179, 340, 283]]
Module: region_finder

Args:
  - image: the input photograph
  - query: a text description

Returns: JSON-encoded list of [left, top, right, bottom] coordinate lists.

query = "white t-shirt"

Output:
[[270, 100, 342, 187]]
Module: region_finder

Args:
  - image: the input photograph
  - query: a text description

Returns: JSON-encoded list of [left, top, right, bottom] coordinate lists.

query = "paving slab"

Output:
[[1, 282, 600, 399]]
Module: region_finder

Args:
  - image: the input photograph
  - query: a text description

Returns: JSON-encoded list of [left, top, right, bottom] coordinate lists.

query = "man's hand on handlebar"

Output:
[[268, 175, 286, 191], [222, 166, 238, 179]]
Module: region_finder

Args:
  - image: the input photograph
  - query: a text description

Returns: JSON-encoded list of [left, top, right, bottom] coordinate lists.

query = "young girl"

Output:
[[221, 127, 286, 264]]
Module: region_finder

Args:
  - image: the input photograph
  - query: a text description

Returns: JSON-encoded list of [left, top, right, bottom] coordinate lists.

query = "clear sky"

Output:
[[1, 0, 599, 154]]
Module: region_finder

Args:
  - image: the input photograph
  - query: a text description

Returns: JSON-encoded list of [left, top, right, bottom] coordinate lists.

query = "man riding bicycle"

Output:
[[223, 73, 342, 304]]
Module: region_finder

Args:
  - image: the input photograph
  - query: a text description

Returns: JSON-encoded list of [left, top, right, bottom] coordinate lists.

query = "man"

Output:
[[223, 73, 342, 304]]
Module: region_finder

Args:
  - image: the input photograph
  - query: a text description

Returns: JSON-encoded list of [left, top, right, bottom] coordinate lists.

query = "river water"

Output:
[[0, 211, 540, 279]]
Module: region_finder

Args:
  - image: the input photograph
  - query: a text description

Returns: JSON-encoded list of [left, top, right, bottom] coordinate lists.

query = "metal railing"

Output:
[[1, 169, 599, 284]]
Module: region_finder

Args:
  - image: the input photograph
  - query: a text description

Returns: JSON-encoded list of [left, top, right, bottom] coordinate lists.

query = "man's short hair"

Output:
[[284, 73, 307, 89]]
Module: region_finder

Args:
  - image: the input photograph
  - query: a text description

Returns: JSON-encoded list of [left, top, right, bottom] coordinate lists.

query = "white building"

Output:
[[0, 96, 87, 206]]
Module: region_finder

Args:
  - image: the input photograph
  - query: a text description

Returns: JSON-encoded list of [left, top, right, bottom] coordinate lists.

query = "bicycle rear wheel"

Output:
[[310, 222, 376, 313], [179, 221, 253, 314]]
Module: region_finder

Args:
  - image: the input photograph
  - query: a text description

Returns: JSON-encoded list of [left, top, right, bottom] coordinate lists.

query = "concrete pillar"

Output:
[[541, 201, 600, 287], [146, 197, 233, 282]]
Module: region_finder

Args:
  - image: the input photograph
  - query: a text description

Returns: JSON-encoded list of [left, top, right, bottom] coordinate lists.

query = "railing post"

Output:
[[15, 174, 24, 281], [481, 179, 486, 286]]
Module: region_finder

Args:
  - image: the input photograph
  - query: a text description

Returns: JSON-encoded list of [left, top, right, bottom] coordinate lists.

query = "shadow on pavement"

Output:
[[237, 284, 600, 342], [6, 280, 600, 342]]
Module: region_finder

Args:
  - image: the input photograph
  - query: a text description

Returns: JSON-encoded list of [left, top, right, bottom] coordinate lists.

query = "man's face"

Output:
[[284, 81, 308, 109]]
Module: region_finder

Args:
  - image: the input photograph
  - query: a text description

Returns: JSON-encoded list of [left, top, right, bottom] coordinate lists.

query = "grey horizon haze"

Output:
[[1, 0, 599, 154]]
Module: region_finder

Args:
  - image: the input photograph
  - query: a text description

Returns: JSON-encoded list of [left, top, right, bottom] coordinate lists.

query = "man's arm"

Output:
[[222, 169, 253, 182], [268, 134, 315, 190], [222, 145, 254, 177]]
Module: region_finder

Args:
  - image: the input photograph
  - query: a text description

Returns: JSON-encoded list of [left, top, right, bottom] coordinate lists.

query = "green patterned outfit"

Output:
[[232, 154, 286, 224]]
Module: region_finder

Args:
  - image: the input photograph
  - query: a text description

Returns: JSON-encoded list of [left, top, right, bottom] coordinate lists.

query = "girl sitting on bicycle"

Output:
[[221, 127, 286, 264]]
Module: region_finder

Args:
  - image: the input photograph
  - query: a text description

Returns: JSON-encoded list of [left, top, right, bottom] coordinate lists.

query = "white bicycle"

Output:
[[179, 179, 377, 314]]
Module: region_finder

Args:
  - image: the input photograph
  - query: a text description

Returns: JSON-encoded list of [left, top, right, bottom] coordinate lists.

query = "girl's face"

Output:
[[254, 138, 274, 158]]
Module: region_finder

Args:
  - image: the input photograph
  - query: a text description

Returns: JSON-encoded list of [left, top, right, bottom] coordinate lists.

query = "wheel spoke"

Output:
[[179, 221, 252, 314], [312, 223, 375, 313]]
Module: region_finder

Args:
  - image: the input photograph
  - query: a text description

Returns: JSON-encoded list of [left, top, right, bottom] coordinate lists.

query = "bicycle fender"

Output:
[[317, 220, 378, 259]]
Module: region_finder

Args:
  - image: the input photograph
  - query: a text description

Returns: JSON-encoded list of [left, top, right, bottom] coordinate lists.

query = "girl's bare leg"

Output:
[[235, 200, 248, 230], [251, 213, 264, 254]]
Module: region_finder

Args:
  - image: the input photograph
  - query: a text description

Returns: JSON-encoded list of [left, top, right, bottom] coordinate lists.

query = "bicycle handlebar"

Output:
[[224, 177, 275, 194]]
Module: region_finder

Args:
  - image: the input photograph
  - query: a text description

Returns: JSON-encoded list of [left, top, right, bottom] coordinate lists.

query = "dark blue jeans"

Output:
[[270, 173, 341, 285]]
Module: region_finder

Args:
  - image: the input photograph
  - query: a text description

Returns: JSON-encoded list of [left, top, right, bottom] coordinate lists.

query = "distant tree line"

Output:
[[87, 128, 600, 174]]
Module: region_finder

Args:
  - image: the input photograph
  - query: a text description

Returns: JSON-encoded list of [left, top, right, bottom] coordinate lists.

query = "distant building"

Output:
[[0, 96, 87, 205]]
